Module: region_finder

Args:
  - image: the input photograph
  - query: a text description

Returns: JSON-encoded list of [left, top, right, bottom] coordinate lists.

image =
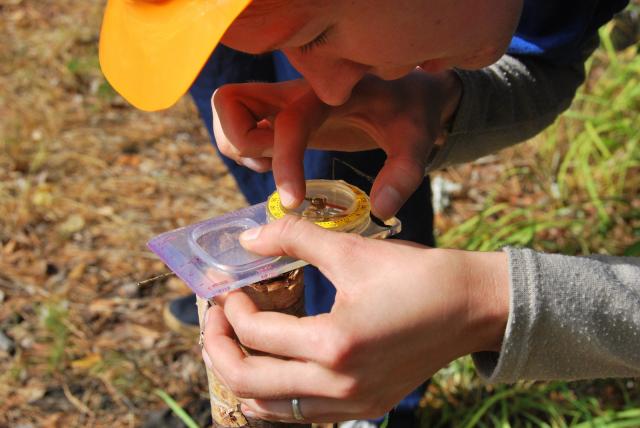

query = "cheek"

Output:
[[463, 45, 506, 69], [458, 29, 515, 69], [437, 0, 522, 69]]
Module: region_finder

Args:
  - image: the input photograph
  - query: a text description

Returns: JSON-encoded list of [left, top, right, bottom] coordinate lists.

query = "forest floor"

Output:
[[1, 1, 638, 427]]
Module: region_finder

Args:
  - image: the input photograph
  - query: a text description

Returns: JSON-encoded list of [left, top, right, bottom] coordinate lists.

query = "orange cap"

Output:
[[99, 0, 251, 111]]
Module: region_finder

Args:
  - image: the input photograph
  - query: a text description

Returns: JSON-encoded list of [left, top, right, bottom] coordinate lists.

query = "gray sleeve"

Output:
[[473, 247, 640, 383], [426, 37, 599, 171]]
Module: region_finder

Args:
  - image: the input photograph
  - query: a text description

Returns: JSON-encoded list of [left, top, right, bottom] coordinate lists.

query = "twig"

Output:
[[98, 373, 136, 412], [136, 272, 175, 287], [62, 382, 94, 416], [331, 157, 375, 183]]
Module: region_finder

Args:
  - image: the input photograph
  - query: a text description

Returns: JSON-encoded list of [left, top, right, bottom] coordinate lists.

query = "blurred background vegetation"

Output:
[[1, 0, 638, 427]]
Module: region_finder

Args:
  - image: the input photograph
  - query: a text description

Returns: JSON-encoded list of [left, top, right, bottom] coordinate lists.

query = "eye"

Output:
[[299, 27, 330, 54]]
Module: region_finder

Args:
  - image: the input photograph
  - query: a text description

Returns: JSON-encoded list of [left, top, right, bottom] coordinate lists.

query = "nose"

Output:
[[287, 55, 369, 106]]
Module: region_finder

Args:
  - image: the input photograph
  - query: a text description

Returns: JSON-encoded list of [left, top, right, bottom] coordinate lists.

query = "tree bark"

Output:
[[197, 269, 311, 428]]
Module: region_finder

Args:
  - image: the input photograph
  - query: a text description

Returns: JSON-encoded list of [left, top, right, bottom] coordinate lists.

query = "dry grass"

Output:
[[1, 1, 638, 427], [1, 1, 243, 426]]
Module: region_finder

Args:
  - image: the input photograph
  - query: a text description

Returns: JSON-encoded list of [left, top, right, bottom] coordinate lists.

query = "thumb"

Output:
[[369, 155, 425, 220], [239, 215, 357, 273]]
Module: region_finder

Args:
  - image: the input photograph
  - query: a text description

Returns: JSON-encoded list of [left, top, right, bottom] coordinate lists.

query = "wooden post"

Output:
[[197, 269, 311, 428]]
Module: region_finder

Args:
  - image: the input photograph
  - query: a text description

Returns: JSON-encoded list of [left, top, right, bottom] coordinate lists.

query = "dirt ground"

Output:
[[1, 1, 638, 427], [1, 1, 244, 426]]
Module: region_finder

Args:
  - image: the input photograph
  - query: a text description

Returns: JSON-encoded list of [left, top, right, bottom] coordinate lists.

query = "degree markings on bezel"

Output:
[[267, 183, 370, 230]]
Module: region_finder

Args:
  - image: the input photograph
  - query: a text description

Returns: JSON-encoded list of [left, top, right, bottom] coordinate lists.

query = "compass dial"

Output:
[[267, 180, 371, 233]]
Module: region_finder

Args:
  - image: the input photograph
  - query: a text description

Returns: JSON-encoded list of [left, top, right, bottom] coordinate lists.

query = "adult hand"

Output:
[[212, 70, 461, 220], [202, 216, 509, 423]]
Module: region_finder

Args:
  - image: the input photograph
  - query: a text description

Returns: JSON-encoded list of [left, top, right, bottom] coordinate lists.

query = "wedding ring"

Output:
[[291, 397, 304, 421]]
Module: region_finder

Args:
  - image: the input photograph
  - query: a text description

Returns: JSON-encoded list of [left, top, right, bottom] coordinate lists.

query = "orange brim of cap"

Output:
[[99, 0, 251, 111]]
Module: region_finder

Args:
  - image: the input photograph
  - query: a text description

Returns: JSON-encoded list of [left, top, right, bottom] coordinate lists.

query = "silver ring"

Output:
[[291, 398, 304, 421]]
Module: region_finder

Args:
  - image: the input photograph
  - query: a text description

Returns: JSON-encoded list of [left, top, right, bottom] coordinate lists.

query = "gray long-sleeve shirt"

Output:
[[427, 41, 640, 382]]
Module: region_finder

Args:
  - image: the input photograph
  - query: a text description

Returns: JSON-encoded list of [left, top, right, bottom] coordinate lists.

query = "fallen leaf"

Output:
[[32, 184, 54, 207], [71, 353, 102, 370], [68, 262, 86, 280], [58, 215, 85, 236], [22, 381, 47, 403]]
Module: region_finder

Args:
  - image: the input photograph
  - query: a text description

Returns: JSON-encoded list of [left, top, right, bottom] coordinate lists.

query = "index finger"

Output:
[[272, 88, 329, 208], [218, 291, 336, 364], [212, 81, 309, 158], [203, 300, 350, 400]]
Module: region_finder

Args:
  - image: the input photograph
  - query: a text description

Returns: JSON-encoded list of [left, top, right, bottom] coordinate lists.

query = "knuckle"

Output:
[[274, 107, 300, 129], [394, 157, 425, 185], [279, 214, 306, 232], [332, 233, 365, 263], [233, 386, 252, 399], [332, 375, 361, 400], [217, 139, 237, 158], [212, 84, 235, 104], [224, 365, 249, 396], [277, 216, 308, 253], [234, 323, 259, 350], [234, 138, 252, 154], [302, 318, 326, 350], [211, 86, 234, 116], [223, 139, 246, 157], [320, 326, 356, 370]]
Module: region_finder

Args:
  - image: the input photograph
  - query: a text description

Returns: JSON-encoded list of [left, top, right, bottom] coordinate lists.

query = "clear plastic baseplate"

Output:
[[147, 180, 401, 299]]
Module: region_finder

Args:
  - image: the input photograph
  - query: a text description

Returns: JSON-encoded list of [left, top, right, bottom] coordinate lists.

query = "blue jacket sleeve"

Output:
[[509, 0, 629, 63]]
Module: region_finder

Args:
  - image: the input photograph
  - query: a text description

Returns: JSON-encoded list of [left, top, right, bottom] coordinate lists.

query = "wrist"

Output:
[[460, 250, 510, 353]]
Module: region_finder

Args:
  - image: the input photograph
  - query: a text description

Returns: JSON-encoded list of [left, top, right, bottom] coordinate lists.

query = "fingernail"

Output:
[[202, 348, 213, 369], [240, 226, 262, 242], [278, 183, 297, 208], [203, 308, 210, 325], [373, 186, 402, 220]]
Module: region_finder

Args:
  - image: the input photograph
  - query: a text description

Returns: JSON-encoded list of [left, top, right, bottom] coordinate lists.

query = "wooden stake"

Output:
[[197, 269, 311, 428]]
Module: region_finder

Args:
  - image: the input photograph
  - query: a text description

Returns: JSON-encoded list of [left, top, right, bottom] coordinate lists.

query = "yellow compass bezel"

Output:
[[266, 180, 371, 232]]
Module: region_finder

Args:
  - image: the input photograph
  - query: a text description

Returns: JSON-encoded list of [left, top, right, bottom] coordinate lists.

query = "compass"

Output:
[[266, 180, 372, 233]]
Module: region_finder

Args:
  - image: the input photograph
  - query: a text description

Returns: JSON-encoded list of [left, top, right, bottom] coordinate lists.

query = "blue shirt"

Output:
[[508, 0, 630, 63]]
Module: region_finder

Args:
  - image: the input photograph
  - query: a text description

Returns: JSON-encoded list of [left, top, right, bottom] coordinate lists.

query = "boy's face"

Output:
[[221, 0, 523, 105]]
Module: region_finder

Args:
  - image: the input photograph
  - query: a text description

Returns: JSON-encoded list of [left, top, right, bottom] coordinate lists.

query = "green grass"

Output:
[[439, 25, 639, 257], [424, 358, 640, 427], [41, 301, 70, 372], [139, 19, 640, 428], [155, 389, 200, 428], [429, 21, 640, 428]]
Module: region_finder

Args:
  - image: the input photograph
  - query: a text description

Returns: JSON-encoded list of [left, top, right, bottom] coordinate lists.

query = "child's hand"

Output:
[[211, 70, 461, 220], [202, 215, 509, 423]]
